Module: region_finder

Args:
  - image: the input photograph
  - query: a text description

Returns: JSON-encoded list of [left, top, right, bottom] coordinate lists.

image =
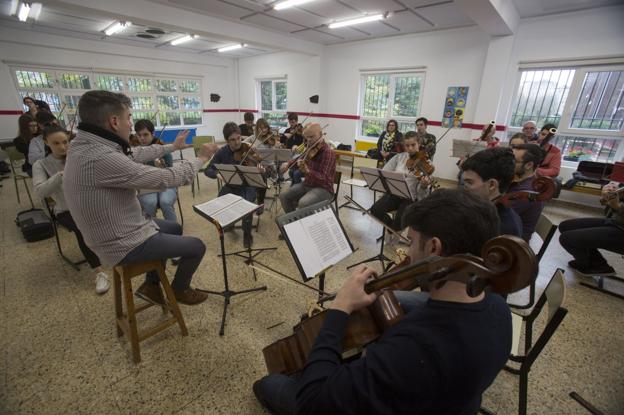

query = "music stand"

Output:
[[349, 167, 414, 269], [256, 148, 293, 216], [193, 194, 268, 336]]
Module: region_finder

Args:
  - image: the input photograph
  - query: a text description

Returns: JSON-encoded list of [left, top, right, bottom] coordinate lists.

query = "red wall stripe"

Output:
[[0, 110, 23, 115]]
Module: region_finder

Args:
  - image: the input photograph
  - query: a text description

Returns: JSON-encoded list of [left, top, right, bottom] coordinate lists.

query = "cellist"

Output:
[[253, 189, 514, 415]]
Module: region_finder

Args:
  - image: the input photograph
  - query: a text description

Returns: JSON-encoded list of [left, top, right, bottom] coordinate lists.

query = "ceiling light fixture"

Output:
[[104, 21, 131, 36], [274, 0, 316, 11], [328, 13, 385, 29], [218, 43, 246, 53], [12, 1, 43, 22], [17, 2, 30, 22], [170, 34, 197, 46]]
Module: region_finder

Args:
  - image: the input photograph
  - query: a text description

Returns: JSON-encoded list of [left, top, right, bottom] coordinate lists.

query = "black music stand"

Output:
[[256, 148, 293, 216], [346, 167, 414, 270], [193, 194, 268, 336]]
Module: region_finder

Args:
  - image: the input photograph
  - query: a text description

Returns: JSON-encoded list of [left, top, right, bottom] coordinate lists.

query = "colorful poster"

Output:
[[442, 86, 469, 128]]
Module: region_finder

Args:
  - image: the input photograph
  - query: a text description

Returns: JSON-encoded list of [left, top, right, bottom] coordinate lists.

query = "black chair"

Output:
[[44, 198, 87, 271], [331, 170, 342, 214], [509, 214, 557, 310]]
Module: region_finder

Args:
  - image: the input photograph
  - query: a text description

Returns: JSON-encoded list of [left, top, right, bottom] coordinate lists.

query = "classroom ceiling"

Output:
[[0, 0, 621, 57]]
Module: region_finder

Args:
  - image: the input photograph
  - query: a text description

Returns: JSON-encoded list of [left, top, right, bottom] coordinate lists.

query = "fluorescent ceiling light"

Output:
[[29, 3, 42, 20], [170, 35, 197, 46], [274, 0, 316, 11], [218, 43, 246, 53], [104, 21, 131, 36], [17, 3, 30, 22], [328, 14, 384, 29]]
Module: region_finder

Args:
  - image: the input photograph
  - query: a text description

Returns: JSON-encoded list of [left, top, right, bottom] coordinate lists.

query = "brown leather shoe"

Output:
[[174, 288, 208, 305], [136, 282, 165, 305]]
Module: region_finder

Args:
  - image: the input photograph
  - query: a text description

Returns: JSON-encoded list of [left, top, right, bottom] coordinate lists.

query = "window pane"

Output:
[[96, 75, 123, 91], [182, 111, 202, 125], [551, 134, 620, 163], [156, 79, 177, 92], [63, 95, 81, 109], [15, 70, 54, 88], [262, 112, 287, 128], [261, 81, 272, 111], [361, 119, 384, 138], [181, 96, 201, 110], [571, 70, 624, 130], [132, 111, 156, 123], [276, 81, 287, 110], [59, 73, 90, 89], [19, 91, 61, 112], [157, 96, 179, 110], [159, 112, 181, 126], [392, 75, 421, 118], [510, 69, 574, 127], [363, 75, 390, 118], [180, 80, 199, 93], [131, 96, 154, 110], [128, 78, 153, 92]]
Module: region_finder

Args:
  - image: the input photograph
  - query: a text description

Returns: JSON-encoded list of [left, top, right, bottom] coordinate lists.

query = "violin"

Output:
[[262, 235, 537, 375], [406, 150, 435, 178], [599, 185, 624, 206], [234, 142, 262, 166], [259, 129, 280, 147], [498, 176, 556, 206]]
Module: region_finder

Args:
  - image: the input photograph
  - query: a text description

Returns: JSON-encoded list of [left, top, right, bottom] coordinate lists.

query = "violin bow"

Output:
[[435, 124, 454, 145]]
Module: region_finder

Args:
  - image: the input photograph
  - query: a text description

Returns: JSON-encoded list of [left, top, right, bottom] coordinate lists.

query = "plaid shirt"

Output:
[[292, 141, 336, 194], [417, 133, 437, 160]]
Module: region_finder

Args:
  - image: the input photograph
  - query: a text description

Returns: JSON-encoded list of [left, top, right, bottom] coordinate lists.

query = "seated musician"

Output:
[[535, 123, 562, 178], [522, 120, 539, 142], [32, 125, 110, 295], [508, 143, 547, 242], [369, 132, 431, 234], [508, 132, 527, 147], [375, 119, 403, 162], [559, 181, 624, 276], [279, 123, 335, 213], [29, 111, 59, 165], [134, 119, 179, 223], [461, 147, 522, 237], [415, 117, 437, 160], [205, 122, 262, 248], [280, 112, 304, 149], [253, 189, 513, 415], [63, 91, 216, 306], [239, 111, 255, 138], [248, 117, 278, 207], [474, 122, 500, 147]]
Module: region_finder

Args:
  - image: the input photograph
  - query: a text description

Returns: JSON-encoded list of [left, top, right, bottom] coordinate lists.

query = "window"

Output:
[[359, 72, 424, 139], [11, 66, 203, 128], [508, 65, 624, 164], [257, 79, 288, 127]]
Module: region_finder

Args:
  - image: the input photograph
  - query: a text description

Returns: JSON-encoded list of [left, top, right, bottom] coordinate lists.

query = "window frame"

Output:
[[256, 78, 288, 127], [357, 71, 426, 141]]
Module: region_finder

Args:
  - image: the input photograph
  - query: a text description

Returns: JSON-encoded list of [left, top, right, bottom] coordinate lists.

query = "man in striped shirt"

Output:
[[64, 90, 217, 306]]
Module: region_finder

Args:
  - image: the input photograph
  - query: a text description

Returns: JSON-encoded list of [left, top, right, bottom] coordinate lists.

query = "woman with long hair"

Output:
[[375, 119, 403, 162], [12, 114, 39, 176]]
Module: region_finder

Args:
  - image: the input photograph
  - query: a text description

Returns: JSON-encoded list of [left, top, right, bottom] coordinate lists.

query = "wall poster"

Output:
[[442, 86, 469, 128]]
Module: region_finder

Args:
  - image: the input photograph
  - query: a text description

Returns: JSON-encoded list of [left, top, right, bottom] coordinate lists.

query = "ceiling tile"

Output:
[[166, 0, 264, 19], [291, 28, 346, 44], [296, 1, 359, 20], [416, 2, 473, 28], [243, 12, 307, 32], [352, 20, 401, 36], [339, 0, 404, 14], [265, 7, 328, 27], [384, 9, 436, 31]]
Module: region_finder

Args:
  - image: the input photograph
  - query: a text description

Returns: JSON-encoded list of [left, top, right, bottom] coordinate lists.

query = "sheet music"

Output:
[[380, 170, 414, 200], [215, 164, 244, 186], [360, 167, 386, 192], [194, 193, 259, 226], [283, 208, 352, 279]]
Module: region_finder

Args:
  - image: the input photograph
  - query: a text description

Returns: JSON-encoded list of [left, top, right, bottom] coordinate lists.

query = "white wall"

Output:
[[0, 25, 238, 140]]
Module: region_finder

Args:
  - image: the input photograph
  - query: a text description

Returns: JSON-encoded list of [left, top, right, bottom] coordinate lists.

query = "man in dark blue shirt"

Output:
[[461, 147, 522, 238], [253, 189, 512, 415]]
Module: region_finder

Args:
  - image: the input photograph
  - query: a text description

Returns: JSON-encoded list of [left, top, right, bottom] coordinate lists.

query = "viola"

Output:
[[262, 235, 537, 375], [499, 176, 556, 206], [234, 142, 262, 166], [406, 150, 435, 178]]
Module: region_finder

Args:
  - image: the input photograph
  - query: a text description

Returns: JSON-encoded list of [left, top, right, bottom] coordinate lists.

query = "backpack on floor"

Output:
[[15, 208, 54, 242]]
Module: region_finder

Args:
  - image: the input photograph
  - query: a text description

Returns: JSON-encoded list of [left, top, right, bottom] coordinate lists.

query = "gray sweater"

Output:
[[32, 155, 67, 214], [28, 135, 46, 165]]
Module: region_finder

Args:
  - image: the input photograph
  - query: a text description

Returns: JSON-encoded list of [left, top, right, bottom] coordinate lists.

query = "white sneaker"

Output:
[[95, 272, 110, 294]]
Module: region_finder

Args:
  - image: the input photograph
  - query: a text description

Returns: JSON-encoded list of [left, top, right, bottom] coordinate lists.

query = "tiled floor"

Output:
[[1, 167, 623, 415]]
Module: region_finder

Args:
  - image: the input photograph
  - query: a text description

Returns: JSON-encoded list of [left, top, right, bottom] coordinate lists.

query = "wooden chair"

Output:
[[43, 198, 87, 271], [191, 135, 215, 197], [113, 259, 188, 363], [509, 214, 557, 310], [6, 146, 34, 207]]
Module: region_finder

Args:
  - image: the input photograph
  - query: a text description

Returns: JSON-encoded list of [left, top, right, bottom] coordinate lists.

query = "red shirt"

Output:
[[537, 144, 562, 178], [297, 142, 336, 194]]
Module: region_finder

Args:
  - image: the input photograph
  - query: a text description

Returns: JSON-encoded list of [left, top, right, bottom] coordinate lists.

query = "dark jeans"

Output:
[[119, 219, 206, 291], [55, 211, 101, 269], [369, 194, 412, 231], [220, 185, 256, 234], [289, 168, 303, 184], [559, 217, 624, 267], [254, 374, 298, 415]]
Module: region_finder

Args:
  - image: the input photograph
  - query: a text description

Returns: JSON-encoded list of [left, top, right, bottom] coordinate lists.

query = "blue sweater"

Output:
[[296, 294, 512, 415]]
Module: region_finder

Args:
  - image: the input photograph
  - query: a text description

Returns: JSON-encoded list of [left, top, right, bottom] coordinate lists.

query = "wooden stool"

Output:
[[113, 259, 188, 363]]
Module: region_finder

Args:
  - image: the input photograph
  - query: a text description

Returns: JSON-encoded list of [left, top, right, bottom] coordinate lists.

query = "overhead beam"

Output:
[[41, 0, 324, 56], [454, 0, 520, 36]]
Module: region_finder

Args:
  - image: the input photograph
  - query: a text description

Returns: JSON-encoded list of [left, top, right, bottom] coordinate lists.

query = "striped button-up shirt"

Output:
[[63, 129, 202, 266]]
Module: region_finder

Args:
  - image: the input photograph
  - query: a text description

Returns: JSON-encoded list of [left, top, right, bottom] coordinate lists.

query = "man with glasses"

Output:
[[521, 120, 538, 142]]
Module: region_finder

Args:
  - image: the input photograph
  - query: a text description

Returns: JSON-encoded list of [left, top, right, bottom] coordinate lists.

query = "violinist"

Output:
[[280, 112, 304, 149], [508, 144, 547, 242], [253, 189, 513, 415], [559, 181, 624, 276], [461, 147, 522, 237], [375, 119, 403, 162], [279, 123, 335, 213], [250, 118, 279, 149], [535, 124, 562, 178], [205, 122, 263, 248], [415, 117, 437, 160], [239, 111, 255, 138], [475, 121, 500, 147], [369, 132, 432, 236]]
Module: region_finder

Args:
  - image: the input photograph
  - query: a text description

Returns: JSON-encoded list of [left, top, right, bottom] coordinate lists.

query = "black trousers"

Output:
[[369, 194, 412, 231], [55, 211, 101, 269], [559, 218, 624, 267]]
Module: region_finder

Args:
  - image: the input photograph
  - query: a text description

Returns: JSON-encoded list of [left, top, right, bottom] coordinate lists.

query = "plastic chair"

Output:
[[192, 136, 215, 197], [6, 146, 34, 207]]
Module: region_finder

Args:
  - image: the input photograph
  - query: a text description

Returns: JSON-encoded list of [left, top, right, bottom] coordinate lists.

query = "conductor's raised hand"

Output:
[[330, 266, 379, 315], [172, 129, 193, 150], [198, 143, 218, 163]]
